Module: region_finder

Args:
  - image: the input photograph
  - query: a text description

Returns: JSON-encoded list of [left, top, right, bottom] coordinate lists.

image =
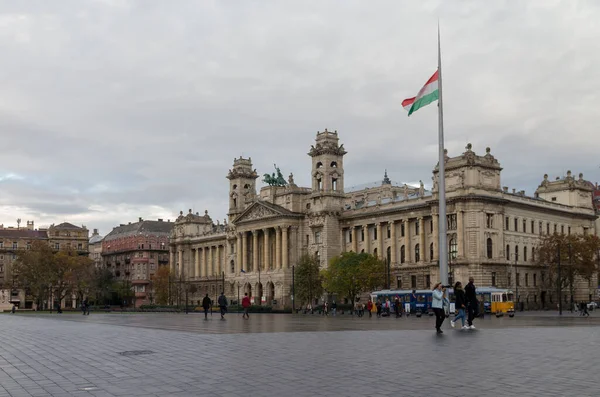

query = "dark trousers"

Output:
[[467, 304, 476, 326], [203, 308, 209, 319], [433, 308, 445, 330], [395, 306, 400, 317], [220, 306, 226, 318]]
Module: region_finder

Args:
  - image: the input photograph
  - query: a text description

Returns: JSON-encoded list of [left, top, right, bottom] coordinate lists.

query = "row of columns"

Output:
[[342, 213, 464, 264], [170, 244, 224, 278], [234, 226, 290, 274]]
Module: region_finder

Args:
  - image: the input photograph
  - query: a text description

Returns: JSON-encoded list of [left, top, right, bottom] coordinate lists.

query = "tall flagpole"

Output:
[[437, 22, 448, 286]]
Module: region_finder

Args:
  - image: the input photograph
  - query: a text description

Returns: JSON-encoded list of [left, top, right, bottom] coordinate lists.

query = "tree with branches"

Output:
[[322, 252, 386, 309], [535, 233, 600, 307], [294, 254, 323, 307]]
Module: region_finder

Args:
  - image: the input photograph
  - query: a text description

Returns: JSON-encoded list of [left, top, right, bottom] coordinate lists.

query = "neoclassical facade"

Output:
[[170, 130, 598, 309]]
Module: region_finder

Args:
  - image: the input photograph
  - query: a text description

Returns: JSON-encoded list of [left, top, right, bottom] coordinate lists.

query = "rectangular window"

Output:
[[411, 275, 417, 289], [561, 225, 564, 234], [539, 221, 542, 235], [531, 220, 534, 234], [12, 242, 17, 249], [505, 216, 510, 230], [553, 224, 557, 234], [486, 214, 494, 228], [533, 274, 537, 287], [415, 222, 420, 235], [78, 243, 83, 250], [425, 275, 430, 288], [430, 219, 433, 233], [516, 273, 521, 286], [55, 243, 60, 250], [306, 235, 309, 245], [525, 273, 529, 287], [373, 227, 377, 241], [397, 276, 402, 289], [361, 229, 365, 242], [400, 222, 405, 237], [348, 230, 353, 243], [514, 218, 518, 232], [0, 242, 3, 249], [314, 231, 321, 244], [568, 226, 571, 235], [508, 273, 511, 287], [546, 223, 550, 234], [447, 214, 457, 230], [387, 225, 391, 239], [27, 243, 31, 250], [523, 219, 526, 232], [491, 272, 496, 287]]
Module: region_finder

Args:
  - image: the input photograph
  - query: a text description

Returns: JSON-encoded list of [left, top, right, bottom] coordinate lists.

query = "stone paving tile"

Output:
[[0, 313, 599, 396]]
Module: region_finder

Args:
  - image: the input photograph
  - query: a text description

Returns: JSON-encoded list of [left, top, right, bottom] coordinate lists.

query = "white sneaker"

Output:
[[450, 321, 455, 328], [469, 325, 476, 329], [461, 325, 469, 329]]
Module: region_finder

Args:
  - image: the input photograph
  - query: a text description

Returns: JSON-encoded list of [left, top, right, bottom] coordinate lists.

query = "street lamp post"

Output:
[[292, 265, 295, 314], [557, 244, 562, 316]]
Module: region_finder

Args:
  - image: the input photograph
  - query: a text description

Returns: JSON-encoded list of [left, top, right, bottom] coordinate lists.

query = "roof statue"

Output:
[[263, 164, 288, 187]]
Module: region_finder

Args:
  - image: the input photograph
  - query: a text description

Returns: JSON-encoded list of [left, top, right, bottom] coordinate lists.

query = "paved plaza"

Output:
[[0, 312, 598, 397]]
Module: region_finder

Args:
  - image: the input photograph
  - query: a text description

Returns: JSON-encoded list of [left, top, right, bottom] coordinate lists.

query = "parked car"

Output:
[[587, 302, 598, 310]]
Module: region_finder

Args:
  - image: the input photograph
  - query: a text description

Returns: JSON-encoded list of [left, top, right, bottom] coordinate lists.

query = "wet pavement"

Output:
[[0, 312, 598, 396]]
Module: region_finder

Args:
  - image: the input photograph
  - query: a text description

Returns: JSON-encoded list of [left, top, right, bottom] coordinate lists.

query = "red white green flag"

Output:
[[402, 70, 439, 116]]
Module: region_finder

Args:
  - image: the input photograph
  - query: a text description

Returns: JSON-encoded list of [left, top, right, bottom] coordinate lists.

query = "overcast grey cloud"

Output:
[[1, 0, 599, 235]]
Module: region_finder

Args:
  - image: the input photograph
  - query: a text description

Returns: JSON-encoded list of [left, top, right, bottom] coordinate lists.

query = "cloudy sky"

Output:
[[1, 0, 599, 236]]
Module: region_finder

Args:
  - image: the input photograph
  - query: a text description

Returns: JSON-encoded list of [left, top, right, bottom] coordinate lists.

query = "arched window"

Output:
[[232, 184, 237, 190], [524, 246, 528, 262], [506, 245, 510, 260], [317, 178, 322, 190], [515, 245, 519, 261], [330, 161, 337, 168], [429, 243, 434, 261], [415, 244, 420, 262], [316, 162, 323, 169], [400, 245, 405, 263], [487, 238, 493, 259], [332, 177, 338, 190], [449, 238, 457, 260]]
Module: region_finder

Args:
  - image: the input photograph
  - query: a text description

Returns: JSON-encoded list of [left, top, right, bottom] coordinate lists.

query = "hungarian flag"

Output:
[[402, 70, 439, 116]]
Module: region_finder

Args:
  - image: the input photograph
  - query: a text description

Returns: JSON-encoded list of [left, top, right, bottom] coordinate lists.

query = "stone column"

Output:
[[282, 226, 289, 268], [242, 232, 248, 272], [378, 222, 384, 258], [405, 220, 411, 263], [236, 235, 242, 274], [216, 245, 221, 275], [364, 224, 370, 254], [263, 228, 270, 271], [194, 248, 200, 278], [457, 211, 464, 258], [178, 249, 183, 277], [208, 246, 214, 276], [275, 226, 282, 269], [340, 229, 346, 253], [252, 230, 259, 273], [352, 227, 358, 253], [390, 221, 397, 264], [419, 217, 426, 262], [203, 247, 208, 277], [432, 215, 439, 262]]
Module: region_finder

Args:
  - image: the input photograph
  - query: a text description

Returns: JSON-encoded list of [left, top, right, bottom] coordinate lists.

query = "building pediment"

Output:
[[233, 201, 302, 225]]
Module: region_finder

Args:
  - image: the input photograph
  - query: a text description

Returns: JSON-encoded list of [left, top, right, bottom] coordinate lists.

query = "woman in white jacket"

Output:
[[432, 283, 446, 334]]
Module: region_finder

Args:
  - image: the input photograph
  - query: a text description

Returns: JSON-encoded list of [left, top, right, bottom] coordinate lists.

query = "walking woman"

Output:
[[432, 283, 446, 334], [451, 281, 467, 329]]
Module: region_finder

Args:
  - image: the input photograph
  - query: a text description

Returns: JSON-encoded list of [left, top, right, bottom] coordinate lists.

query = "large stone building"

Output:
[[170, 130, 598, 309], [102, 218, 172, 307], [0, 221, 89, 310], [89, 229, 104, 269]]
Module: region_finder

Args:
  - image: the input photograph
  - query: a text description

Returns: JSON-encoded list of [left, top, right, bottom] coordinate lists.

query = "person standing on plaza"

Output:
[[323, 301, 329, 316], [432, 283, 446, 333], [394, 296, 401, 318], [82, 298, 90, 315], [202, 294, 212, 320], [241, 293, 251, 319], [217, 292, 228, 320], [465, 277, 478, 329], [376, 299, 382, 318], [367, 299, 373, 318], [450, 281, 467, 329], [331, 301, 337, 316]]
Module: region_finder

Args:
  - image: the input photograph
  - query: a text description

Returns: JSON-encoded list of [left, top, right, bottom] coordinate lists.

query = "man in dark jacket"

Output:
[[217, 292, 228, 320], [202, 294, 212, 320], [465, 277, 477, 329]]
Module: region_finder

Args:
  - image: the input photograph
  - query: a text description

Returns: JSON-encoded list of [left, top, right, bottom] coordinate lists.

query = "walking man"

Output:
[[242, 293, 251, 319], [432, 283, 446, 334], [331, 301, 337, 316], [218, 292, 228, 320], [465, 277, 478, 329], [394, 296, 401, 318], [202, 294, 211, 320]]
